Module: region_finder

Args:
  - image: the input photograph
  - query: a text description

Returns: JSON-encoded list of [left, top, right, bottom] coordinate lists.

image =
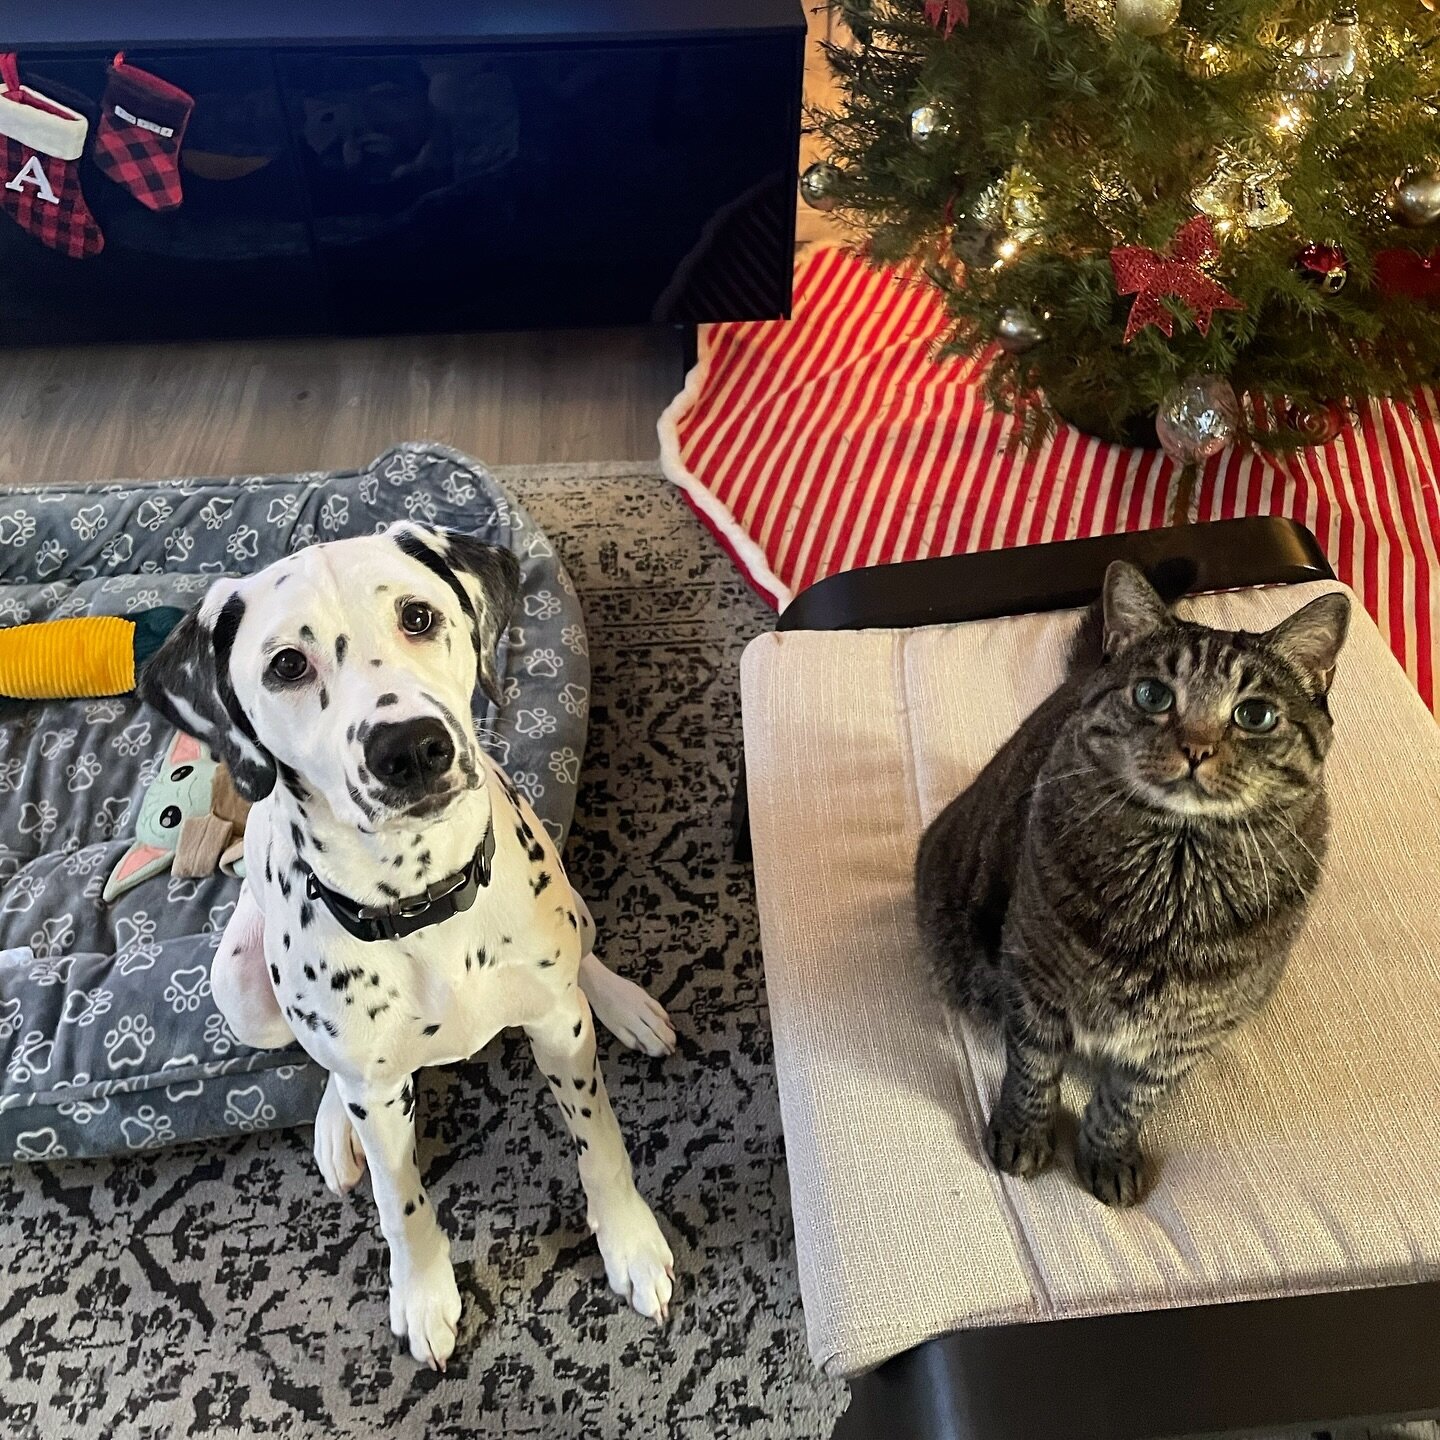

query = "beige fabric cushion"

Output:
[[741, 582, 1440, 1378]]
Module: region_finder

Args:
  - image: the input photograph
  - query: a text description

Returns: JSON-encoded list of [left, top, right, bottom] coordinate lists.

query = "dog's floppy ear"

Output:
[[138, 581, 277, 802], [389, 523, 521, 706]]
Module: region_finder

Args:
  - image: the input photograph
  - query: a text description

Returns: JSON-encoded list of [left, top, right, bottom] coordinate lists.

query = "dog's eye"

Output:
[[268, 648, 310, 683], [400, 601, 435, 636]]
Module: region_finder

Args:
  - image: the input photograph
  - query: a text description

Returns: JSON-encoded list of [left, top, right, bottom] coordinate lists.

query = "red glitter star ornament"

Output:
[[1110, 215, 1245, 344], [925, 0, 970, 36]]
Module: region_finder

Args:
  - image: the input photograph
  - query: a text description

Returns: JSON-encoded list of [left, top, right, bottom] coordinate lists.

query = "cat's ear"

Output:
[[1102, 562, 1171, 657], [1266, 592, 1350, 695]]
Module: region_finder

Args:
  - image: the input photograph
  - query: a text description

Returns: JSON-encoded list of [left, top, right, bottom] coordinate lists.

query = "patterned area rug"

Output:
[[0, 464, 846, 1440], [1, 462, 1434, 1440]]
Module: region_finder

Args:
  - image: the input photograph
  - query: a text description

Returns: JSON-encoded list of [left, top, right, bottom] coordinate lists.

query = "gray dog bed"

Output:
[[0, 443, 588, 1162]]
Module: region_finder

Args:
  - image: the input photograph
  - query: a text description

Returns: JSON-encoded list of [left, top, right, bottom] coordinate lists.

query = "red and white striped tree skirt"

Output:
[[660, 244, 1440, 712]]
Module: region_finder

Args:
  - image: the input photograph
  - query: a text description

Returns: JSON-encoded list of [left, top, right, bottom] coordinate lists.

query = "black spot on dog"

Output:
[[348, 1102, 367, 1120], [318, 686, 329, 711], [299, 902, 315, 929], [415, 850, 431, 869], [566, 911, 577, 929], [323, 1017, 338, 1037], [278, 872, 292, 900], [475, 946, 490, 969], [311, 834, 326, 854], [538, 958, 555, 968], [588, 1076, 597, 1096], [532, 872, 551, 897], [282, 932, 291, 950], [527, 840, 545, 864], [346, 724, 356, 744], [274, 574, 288, 588], [370, 973, 381, 987], [370, 658, 383, 668], [581, 1108, 591, 1119], [404, 1200, 415, 1217], [335, 634, 348, 665], [501, 936, 511, 946], [392, 855, 404, 869], [303, 963, 316, 981], [418, 1192, 426, 1207], [332, 970, 353, 992], [270, 963, 280, 983], [300, 625, 316, 644], [576, 1136, 589, 1153], [573, 1078, 585, 1090], [422, 1023, 440, 1037], [264, 857, 273, 883], [376, 693, 398, 707], [412, 835, 424, 848], [572, 1019, 583, 1038], [401, 1079, 415, 1117], [289, 822, 305, 851], [367, 1003, 389, 1020]]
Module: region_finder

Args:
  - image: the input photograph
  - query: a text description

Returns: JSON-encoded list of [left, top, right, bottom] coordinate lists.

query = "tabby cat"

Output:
[[916, 563, 1349, 1206]]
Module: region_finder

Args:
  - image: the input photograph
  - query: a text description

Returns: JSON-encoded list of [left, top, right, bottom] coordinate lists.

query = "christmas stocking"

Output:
[[93, 52, 192, 211], [0, 54, 103, 259]]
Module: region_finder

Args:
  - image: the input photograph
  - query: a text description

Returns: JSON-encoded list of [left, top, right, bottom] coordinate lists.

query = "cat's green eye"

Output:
[[1233, 698, 1279, 733], [1132, 679, 1174, 714]]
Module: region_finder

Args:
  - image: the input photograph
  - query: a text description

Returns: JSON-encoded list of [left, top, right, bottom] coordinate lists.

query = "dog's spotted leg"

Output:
[[526, 992, 674, 1324], [332, 1071, 461, 1370]]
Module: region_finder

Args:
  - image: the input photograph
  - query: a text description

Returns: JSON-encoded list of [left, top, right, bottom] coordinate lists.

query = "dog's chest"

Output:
[[257, 799, 579, 1078]]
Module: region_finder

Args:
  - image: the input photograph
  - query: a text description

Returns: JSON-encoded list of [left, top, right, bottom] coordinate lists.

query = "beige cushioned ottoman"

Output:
[[741, 581, 1440, 1379]]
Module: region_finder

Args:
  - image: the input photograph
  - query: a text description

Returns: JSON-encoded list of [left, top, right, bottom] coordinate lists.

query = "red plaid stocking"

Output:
[[0, 53, 103, 259], [93, 52, 193, 212]]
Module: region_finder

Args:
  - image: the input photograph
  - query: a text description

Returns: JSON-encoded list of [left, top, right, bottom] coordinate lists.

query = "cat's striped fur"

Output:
[[916, 564, 1350, 1206]]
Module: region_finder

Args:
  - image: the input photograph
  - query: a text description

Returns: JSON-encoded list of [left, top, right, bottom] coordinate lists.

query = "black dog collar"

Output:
[[301, 820, 495, 943]]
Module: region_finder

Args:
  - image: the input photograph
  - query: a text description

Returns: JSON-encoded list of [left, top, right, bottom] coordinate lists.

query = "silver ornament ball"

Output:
[[1156, 374, 1240, 466], [1391, 172, 1440, 228], [996, 308, 1044, 354], [909, 105, 945, 146], [1114, 0, 1181, 35], [799, 162, 844, 212]]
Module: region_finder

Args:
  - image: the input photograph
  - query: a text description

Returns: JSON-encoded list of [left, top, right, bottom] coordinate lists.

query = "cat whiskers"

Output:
[[1239, 817, 1270, 916]]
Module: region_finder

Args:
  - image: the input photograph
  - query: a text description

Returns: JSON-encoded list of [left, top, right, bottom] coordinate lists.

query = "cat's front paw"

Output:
[[984, 1105, 1055, 1179], [1077, 1134, 1151, 1207]]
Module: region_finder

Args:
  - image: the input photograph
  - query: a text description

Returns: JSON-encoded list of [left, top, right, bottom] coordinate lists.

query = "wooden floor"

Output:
[[0, 327, 682, 486]]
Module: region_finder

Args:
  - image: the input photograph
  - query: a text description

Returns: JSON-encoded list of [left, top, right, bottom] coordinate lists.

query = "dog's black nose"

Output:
[[364, 719, 455, 795]]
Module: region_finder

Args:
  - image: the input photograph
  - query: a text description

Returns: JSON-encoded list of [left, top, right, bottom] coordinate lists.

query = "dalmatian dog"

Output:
[[140, 522, 676, 1370]]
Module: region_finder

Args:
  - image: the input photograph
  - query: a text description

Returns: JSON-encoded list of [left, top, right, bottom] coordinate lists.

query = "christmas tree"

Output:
[[806, 0, 1440, 455]]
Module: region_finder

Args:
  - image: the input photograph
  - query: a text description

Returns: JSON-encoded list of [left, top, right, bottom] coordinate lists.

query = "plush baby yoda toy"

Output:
[[103, 730, 250, 902]]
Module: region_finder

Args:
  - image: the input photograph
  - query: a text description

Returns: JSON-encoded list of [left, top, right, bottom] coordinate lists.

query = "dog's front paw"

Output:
[[389, 1252, 462, 1371], [592, 1192, 675, 1325], [1076, 1133, 1151, 1208], [314, 1081, 366, 1196], [984, 1104, 1055, 1179], [583, 956, 677, 1058]]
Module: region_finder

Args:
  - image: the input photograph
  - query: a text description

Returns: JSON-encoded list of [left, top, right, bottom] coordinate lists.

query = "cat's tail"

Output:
[[1065, 561, 1190, 676]]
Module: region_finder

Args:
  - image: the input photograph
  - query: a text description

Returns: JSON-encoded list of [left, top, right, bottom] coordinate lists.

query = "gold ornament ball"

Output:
[[1391, 172, 1440, 228], [1114, 0, 1181, 36]]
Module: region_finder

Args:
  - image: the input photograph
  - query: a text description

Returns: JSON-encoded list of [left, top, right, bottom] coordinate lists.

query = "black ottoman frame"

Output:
[[737, 516, 1440, 1440]]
